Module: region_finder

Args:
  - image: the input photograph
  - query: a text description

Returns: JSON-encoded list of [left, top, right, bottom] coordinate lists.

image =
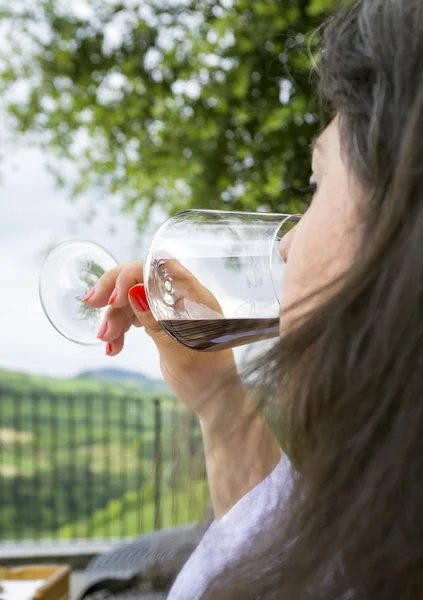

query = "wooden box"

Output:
[[0, 564, 70, 600]]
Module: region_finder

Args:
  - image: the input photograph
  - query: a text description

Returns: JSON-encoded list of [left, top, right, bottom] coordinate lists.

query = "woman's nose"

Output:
[[279, 225, 297, 263]]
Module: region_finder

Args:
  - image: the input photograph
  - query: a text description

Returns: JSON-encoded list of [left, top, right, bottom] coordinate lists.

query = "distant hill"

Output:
[[0, 367, 169, 397], [76, 368, 166, 389]]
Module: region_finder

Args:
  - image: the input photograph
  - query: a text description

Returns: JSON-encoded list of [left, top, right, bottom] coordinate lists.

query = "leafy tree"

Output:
[[0, 0, 337, 225]]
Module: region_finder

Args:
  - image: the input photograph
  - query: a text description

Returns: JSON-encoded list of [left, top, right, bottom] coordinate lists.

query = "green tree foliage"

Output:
[[0, 464, 127, 539], [0, 0, 336, 225]]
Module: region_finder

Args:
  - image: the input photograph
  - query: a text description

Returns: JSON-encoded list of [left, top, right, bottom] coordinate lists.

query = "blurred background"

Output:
[[0, 0, 334, 596]]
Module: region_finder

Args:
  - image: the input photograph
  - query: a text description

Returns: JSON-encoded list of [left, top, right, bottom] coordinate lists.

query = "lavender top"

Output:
[[168, 452, 293, 599]]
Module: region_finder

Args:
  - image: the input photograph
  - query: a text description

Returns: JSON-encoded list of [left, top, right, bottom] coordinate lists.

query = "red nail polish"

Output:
[[97, 321, 108, 339], [83, 288, 95, 302], [106, 342, 112, 355], [108, 287, 118, 305], [129, 284, 150, 312]]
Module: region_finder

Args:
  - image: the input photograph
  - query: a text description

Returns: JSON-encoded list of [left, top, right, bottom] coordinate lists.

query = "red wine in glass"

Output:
[[159, 317, 280, 352]]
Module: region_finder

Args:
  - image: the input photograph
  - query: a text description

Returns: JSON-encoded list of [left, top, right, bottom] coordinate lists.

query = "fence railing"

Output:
[[0, 388, 208, 543]]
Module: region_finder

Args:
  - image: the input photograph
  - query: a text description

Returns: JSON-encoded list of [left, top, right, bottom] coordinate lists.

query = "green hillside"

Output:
[[76, 367, 167, 389], [0, 367, 169, 398]]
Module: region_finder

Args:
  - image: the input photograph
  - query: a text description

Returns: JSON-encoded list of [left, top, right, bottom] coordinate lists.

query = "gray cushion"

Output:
[[77, 522, 210, 600]]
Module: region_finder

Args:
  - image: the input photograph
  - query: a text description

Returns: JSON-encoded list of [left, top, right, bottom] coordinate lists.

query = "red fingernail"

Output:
[[106, 342, 112, 355], [83, 288, 95, 302], [108, 287, 118, 305], [97, 321, 108, 339], [129, 284, 150, 312]]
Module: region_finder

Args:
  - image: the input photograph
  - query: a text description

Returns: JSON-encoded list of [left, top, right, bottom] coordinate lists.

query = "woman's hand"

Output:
[[84, 260, 243, 418]]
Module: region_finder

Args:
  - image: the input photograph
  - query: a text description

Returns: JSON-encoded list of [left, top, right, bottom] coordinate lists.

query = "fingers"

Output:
[[105, 332, 125, 357], [128, 284, 163, 338], [100, 283, 164, 357], [155, 256, 224, 316], [111, 262, 145, 308], [85, 261, 147, 357], [97, 305, 134, 343], [84, 260, 144, 308], [87, 257, 224, 359]]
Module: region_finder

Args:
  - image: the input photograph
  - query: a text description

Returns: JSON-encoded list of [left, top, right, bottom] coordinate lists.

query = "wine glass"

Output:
[[39, 211, 300, 351], [39, 240, 118, 345]]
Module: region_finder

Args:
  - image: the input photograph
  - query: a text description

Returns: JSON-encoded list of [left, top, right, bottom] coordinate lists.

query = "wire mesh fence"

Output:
[[0, 388, 208, 543]]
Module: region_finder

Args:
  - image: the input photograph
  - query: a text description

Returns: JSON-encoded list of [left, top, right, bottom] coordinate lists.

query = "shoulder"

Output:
[[168, 452, 294, 600]]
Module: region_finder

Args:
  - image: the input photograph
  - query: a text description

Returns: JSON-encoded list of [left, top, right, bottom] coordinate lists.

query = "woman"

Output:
[[85, 0, 423, 597]]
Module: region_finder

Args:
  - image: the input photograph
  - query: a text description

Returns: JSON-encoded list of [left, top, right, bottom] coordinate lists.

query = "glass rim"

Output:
[[172, 208, 298, 219], [270, 213, 302, 306]]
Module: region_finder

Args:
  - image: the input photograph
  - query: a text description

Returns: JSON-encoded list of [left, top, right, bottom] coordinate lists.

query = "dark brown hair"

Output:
[[204, 0, 423, 598]]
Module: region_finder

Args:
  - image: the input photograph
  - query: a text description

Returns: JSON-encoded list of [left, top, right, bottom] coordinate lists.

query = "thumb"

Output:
[[128, 284, 162, 337]]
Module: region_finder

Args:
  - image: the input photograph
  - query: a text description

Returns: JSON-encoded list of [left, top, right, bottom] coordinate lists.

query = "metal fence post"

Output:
[[153, 398, 162, 530]]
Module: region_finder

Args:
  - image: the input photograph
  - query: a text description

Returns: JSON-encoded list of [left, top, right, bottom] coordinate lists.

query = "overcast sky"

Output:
[[0, 145, 167, 379]]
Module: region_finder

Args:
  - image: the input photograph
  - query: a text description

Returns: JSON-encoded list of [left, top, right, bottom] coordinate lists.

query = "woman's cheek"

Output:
[[280, 204, 337, 324], [280, 218, 316, 323]]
